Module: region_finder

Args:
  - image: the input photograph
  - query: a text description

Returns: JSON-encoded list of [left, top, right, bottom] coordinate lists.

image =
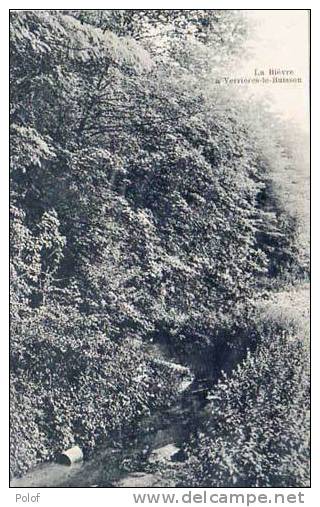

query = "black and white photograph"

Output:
[[9, 7, 310, 491]]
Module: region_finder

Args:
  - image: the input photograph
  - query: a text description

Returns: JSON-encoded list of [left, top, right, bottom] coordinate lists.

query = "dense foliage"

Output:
[[10, 10, 309, 484], [180, 290, 310, 487]]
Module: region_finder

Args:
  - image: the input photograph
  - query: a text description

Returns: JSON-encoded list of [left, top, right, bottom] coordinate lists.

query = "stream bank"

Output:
[[11, 342, 211, 488]]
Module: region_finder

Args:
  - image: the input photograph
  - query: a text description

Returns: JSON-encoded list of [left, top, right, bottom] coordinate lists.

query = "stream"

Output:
[[11, 342, 210, 488]]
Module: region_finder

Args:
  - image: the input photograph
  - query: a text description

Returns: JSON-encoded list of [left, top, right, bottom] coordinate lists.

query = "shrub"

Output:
[[181, 299, 310, 487]]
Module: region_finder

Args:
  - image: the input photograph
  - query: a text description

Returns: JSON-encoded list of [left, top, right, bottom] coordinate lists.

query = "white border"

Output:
[[2, 1, 317, 505]]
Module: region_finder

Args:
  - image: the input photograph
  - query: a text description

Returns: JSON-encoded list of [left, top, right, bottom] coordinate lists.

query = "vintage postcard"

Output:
[[9, 8, 310, 493]]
